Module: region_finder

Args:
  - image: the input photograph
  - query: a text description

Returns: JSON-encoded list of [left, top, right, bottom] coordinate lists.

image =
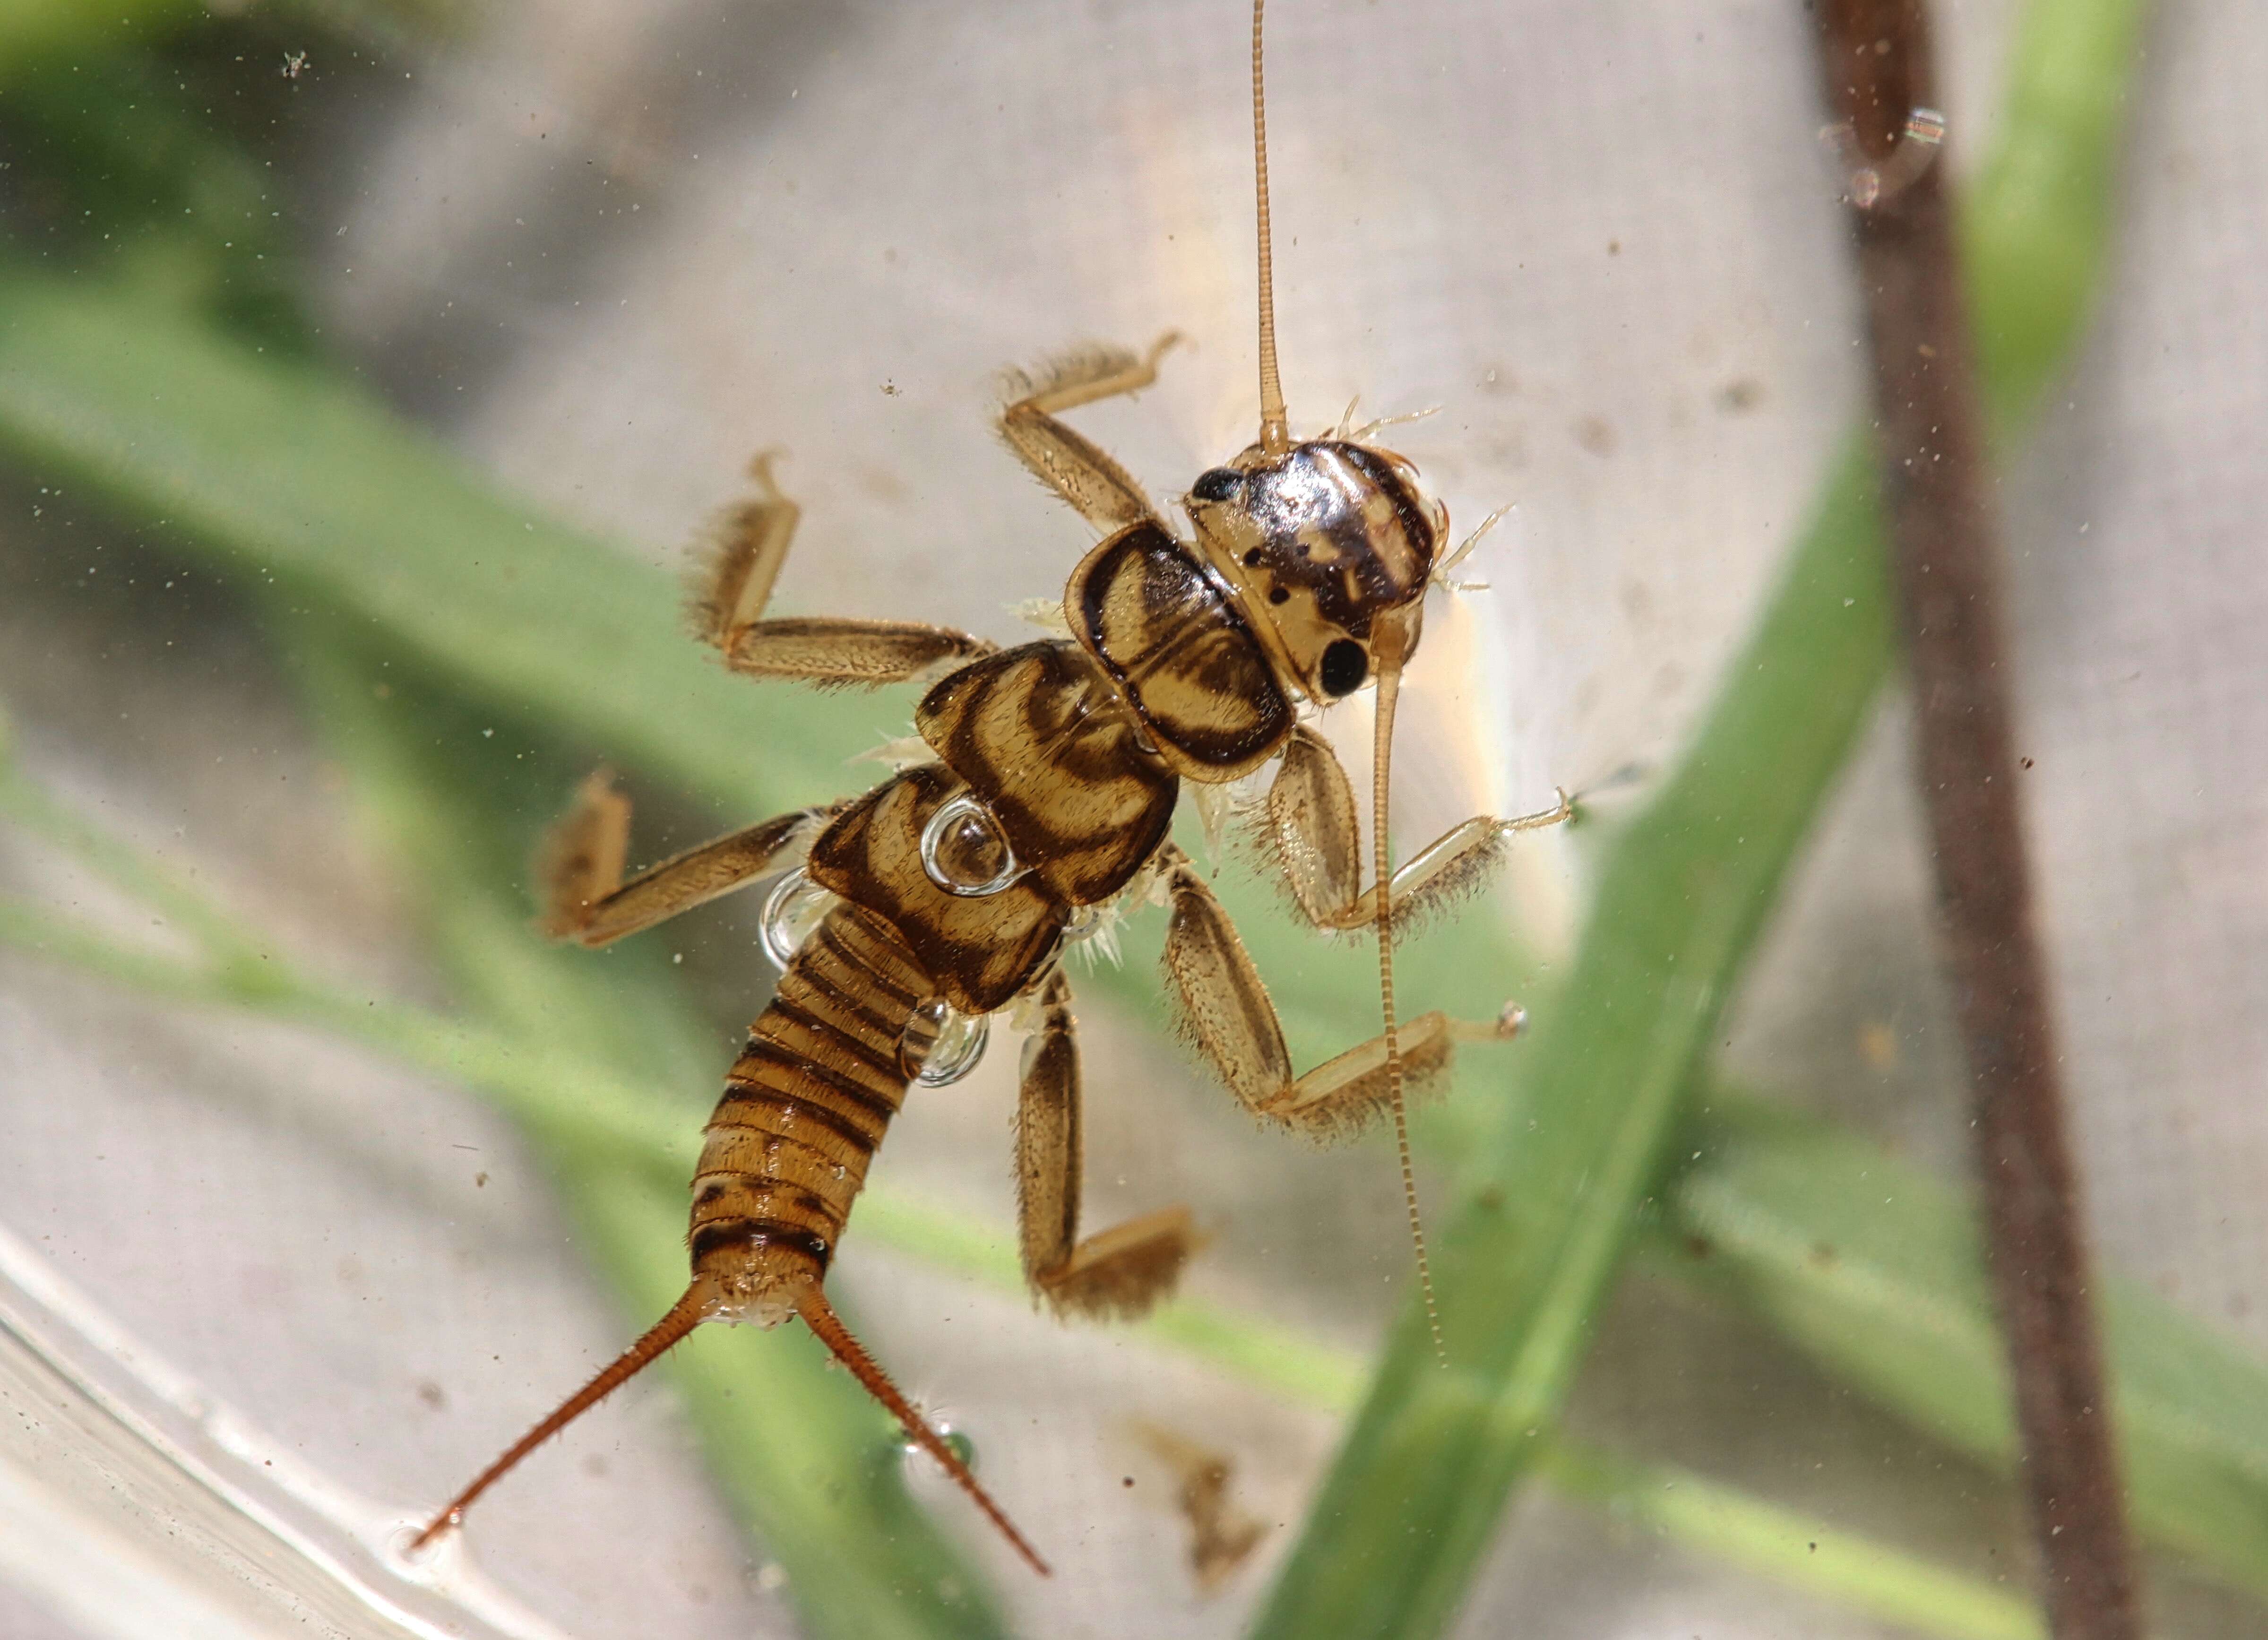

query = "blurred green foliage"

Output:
[[1, 2, 2247, 1640]]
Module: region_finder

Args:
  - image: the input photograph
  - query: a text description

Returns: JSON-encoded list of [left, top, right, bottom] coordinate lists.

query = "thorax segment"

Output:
[[1063, 520, 1295, 783]]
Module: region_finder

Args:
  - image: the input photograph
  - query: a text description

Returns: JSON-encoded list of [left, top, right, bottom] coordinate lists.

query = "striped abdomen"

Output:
[[914, 639, 1178, 906], [688, 902, 930, 1321]]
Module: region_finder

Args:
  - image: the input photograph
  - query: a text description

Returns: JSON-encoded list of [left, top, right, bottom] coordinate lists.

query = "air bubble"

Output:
[[919, 793, 1022, 897], [899, 996, 990, 1086], [759, 868, 835, 967], [900, 1425, 976, 1468]]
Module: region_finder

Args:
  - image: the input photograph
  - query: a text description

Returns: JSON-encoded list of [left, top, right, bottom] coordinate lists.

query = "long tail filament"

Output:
[[414, 1283, 1051, 1577], [412, 1284, 713, 1554], [796, 1288, 1051, 1575]]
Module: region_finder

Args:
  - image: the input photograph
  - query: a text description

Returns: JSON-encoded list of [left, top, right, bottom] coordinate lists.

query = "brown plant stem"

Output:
[[1811, 3, 2143, 1637]]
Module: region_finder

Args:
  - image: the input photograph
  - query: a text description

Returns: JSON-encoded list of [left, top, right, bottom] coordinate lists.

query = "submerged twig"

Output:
[[1811, 4, 2142, 1636]]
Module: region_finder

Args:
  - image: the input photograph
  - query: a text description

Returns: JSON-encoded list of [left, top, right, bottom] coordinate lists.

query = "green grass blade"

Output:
[[1535, 1442, 2044, 1640], [1246, 0, 2147, 1632], [1965, 0, 2151, 433], [0, 764, 267, 969], [1246, 430, 1895, 1640], [0, 1, 200, 68], [1669, 1096, 2268, 1600], [0, 273, 895, 821]]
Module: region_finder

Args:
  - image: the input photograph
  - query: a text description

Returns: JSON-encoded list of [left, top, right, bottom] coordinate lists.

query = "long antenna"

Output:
[[797, 1288, 1052, 1576], [1251, 0, 1290, 454], [412, 1284, 713, 1553], [1371, 654, 1444, 1365]]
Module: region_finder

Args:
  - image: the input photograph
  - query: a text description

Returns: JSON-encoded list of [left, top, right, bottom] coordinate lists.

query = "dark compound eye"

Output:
[[1319, 639, 1369, 697], [1190, 467, 1244, 502]]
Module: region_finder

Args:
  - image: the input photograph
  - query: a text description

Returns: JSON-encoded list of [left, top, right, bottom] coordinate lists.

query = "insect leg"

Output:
[[534, 769, 840, 945], [1158, 851, 1523, 1139], [713, 617, 997, 687], [1258, 724, 1571, 937], [1015, 968, 1197, 1319], [999, 333, 1182, 533], [693, 452, 993, 686]]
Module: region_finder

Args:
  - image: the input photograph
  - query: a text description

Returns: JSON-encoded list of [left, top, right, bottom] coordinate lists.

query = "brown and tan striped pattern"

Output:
[[423, 4, 1497, 1575], [916, 640, 1178, 905], [688, 903, 931, 1301], [1065, 520, 1293, 781], [805, 764, 1067, 1015]]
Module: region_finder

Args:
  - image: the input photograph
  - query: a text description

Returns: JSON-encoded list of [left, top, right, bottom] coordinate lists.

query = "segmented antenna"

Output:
[[1251, 0, 1441, 1364], [1251, 0, 1289, 454], [411, 1284, 714, 1554], [1371, 655, 1445, 1366]]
